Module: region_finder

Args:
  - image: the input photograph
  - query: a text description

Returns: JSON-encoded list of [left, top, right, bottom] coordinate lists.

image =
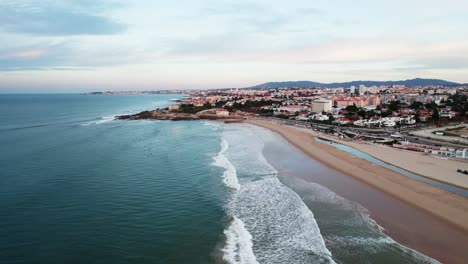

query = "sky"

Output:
[[0, 0, 467, 92]]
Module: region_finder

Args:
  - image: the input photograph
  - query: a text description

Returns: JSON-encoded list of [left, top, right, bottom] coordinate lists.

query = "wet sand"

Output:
[[247, 119, 468, 264]]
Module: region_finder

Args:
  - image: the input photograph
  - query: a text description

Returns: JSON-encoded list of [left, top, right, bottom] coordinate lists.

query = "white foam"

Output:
[[326, 235, 440, 263], [288, 178, 383, 230], [228, 178, 336, 264], [218, 123, 438, 263], [202, 121, 221, 127], [221, 125, 278, 177], [81, 116, 115, 126], [217, 124, 335, 263], [222, 216, 259, 264], [213, 138, 240, 190], [281, 176, 440, 263]]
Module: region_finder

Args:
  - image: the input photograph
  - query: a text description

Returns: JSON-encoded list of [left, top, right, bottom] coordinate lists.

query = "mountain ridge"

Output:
[[249, 78, 463, 89]]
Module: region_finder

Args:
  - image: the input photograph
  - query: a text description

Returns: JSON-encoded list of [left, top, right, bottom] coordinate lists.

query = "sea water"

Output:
[[0, 94, 438, 263]]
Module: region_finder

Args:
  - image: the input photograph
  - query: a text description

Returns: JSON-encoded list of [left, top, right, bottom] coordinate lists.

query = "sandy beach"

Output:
[[326, 137, 468, 190], [246, 119, 468, 234]]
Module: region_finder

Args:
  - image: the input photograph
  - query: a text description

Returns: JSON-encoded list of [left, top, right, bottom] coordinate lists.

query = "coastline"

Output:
[[321, 136, 468, 190], [245, 119, 468, 233]]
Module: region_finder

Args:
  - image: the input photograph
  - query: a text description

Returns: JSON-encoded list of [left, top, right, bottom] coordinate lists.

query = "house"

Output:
[[311, 114, 329, 121], [440, 110, 456, 119], [333, 117, 351, 125], [354, 119, 368, 127], [168, 104, 180, 111], [216, 109, 230, 116]]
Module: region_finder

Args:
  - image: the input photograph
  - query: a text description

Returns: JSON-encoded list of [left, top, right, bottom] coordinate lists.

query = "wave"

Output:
[[217, 124, 335, 263], [281, 177, 440, 263], [221, 125, 278, 178], [222, 216, 259, 264], [326, 235, 439, 263], [0, 119, 98, 132], [228, 177, 336, 264], [213, 138, 240, 190], [81, 116, 116, 126], [202, 121, 222, 130]]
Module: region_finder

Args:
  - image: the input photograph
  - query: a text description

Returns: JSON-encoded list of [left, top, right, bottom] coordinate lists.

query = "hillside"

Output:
[[250, 78, 462, 89]]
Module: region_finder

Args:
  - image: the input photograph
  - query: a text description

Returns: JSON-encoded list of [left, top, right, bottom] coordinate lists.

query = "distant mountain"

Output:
[[249, 78, 462, 89]]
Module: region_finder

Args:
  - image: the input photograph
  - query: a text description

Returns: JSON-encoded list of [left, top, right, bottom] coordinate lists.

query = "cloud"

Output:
[[0, 0, 125, 35], [0, 40, 152, 71], [0, 43, 72, 70]]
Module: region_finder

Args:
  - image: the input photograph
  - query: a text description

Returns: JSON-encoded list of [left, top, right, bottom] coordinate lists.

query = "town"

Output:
[[167, 83, 468, 161]]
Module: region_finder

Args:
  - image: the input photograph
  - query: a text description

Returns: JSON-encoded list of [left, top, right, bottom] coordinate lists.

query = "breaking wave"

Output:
[[281, 177, 440, 263], [81, 116, 115, 126], [222, 216, 259, 264], [217, 124, 335, 264], [213, 138, 240, 190]]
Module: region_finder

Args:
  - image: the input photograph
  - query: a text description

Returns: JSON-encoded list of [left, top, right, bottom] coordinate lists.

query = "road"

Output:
[[258, 117, 467, 149]]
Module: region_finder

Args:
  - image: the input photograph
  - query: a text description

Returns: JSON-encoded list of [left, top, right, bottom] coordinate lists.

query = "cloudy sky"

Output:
[[0, 0, 467, 92]]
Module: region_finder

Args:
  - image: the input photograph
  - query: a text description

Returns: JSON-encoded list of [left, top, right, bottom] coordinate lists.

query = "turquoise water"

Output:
[[0, 94, 438, 263]]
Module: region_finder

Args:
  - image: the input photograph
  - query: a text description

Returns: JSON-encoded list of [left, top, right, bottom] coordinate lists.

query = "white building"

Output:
[[359, 85, 367, 95], [311, 114, 330, 121], [311, 99, 332, 113], [169, 104, 180, 111]]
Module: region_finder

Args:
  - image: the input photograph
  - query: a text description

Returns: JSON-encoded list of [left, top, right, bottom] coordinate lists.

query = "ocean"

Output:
[[0, 94, 438, 264]]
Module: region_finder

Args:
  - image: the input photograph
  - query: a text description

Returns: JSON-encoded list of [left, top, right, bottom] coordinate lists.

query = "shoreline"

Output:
[[246, 119, 468, 233], [322, 136, 468, 191], [314, 136, 468, 196]]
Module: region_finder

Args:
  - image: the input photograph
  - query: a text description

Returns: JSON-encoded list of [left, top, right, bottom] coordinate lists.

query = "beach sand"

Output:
[[247, 119, 468, 263], [328, 137, 468, 189]]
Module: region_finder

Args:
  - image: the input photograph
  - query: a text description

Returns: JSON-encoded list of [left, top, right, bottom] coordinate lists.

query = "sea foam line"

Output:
[[213, 138, 240, 190], [81, 115, 116, 126], [222, 216, 259, 264], [217, 125, 338, 263], [286, 178, 439, 263]]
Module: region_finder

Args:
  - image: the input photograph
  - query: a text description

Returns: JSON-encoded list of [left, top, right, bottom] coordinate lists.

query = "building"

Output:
[[311, 99, 332, 113], [367, 95, 381, 106], [359, 85, 367, 95], [168, 104, 180, 111], [216, 109, 230, 116], [311, 113, 329, 121]]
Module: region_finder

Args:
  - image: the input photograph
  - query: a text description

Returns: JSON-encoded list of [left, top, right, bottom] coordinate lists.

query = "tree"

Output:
[[345, 104, 358, 112], [425, 101, 437, 110], [410, 101, 423, 110], [414, 115, 421, 123], [357, 109, 367, 118], [388, 100, 401, 111], [432, 109, 440, 121], [215, 100, 226, 107]]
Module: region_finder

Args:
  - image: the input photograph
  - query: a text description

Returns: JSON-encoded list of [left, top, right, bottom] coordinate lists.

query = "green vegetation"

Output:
[[446, 94, 468, 116], [225, 99, 280, 113], [311, 119, 333, 125], [388, 100, 401, 111], [410, 101, 424, 110], [276, 114, 290, 119], [178, 103, 212, 114]]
